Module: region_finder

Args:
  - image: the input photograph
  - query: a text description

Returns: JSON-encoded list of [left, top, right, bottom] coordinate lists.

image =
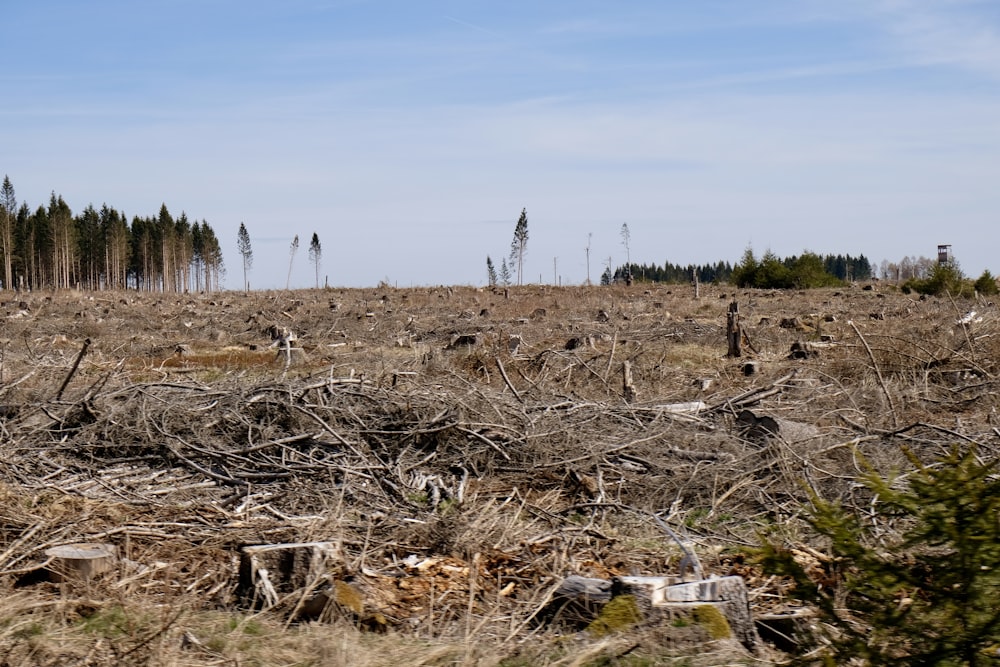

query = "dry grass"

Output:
[[0, 283, 997, 664]]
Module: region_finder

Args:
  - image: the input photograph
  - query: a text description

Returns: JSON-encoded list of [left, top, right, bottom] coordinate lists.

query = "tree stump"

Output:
[[238, 541, 341, 611], [726, 301, 741, 358], [737, 409, 821, 444], [623, 360, 637, 403], [45, 543, 117, 581], [613, 574, 759, 653], [547, 572, 760, 654], [541, 575, 613, 629]]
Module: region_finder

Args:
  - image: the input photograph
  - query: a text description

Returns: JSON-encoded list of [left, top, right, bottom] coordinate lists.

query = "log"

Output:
[[554, 575, 613, 603], [45, 542, 117, 581], [657, 401, 707, 414]]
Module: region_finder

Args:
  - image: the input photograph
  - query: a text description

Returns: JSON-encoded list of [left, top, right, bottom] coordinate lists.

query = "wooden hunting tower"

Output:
[[938, 244, 952, 264]]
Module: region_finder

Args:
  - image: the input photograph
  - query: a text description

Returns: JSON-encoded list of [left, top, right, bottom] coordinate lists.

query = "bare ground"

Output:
[[0, 283, 997, 665]]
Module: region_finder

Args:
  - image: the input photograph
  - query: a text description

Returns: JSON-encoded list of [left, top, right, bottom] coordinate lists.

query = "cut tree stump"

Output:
[[622, 360, 637, 403], [726, 301, 741, 358], [540, 575, 613, 628], [238, 542, 341, 611], [613, 574, 759, 653], [736, 409, 820, 444], [546, 572, 760, 654], [45, 543, 117, 581]]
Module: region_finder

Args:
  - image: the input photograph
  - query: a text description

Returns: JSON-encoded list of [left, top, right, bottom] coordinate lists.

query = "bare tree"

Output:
[[620, 223, 633, 285], [286, 234, 299, 290], [620, 223, 631, 266], [585, 232, 592, 286]]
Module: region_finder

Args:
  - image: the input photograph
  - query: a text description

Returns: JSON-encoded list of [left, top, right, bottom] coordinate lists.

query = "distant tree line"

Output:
[[0, 176, 223, 291], [730, 249, 872, 289], [604, 260, 734, 285], [600, 250, 871, 288]]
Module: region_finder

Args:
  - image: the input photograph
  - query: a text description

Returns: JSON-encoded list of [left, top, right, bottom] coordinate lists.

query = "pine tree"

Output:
[[75, 205, 101, 289], [174, 212, 193, 292], [1, 176, 16, 290], [499, 258, 511, 287], [131, 215, 154, 290], [486, 255, 497, 287], [237, 222, 253, 292], [760, 446, 1000, 665], [100, 205, 130, 290], [157, 204, 176, 292], [600, 266, 613, 286], [308, 232, 322, 289], [48, 193, 74, 289], [510, 208, 528, 286], [199, 222, 224, 292]]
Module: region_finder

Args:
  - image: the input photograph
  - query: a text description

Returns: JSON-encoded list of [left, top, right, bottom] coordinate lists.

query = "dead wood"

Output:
[[0, 287, 996, 663]]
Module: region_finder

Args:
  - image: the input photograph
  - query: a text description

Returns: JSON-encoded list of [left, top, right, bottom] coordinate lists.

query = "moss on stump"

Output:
[[586, 595, 642, 637]]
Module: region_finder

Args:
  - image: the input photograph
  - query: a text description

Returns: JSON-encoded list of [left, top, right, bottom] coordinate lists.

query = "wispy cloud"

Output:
[[443, 15, 504, 40], [6, 1, 1000, 287], [870, 0, 1000, 77]]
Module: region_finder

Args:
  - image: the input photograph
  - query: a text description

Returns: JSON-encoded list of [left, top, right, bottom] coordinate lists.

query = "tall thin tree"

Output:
[[287, 234, 299, 290], [620, 222, 633, 284], [585, 232, 592, 286], [48, 193, 74, 289], [237, 222, 253, 292], [308, 232, 322, 288], [201, 222, 224, 292], [486, 255, 497, 287], [510, 208, 528, 286], [620, 223, 631, 266], [0, 176, 16, 290]]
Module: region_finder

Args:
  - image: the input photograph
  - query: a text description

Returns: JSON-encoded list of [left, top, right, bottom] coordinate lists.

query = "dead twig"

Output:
[[495, 357, 523, 403], [849, 320, 898, 427]]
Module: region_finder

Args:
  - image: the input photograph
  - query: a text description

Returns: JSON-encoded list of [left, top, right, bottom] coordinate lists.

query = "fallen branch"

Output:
[[55, 337, 91, 400], [495, 357, 524, 403]]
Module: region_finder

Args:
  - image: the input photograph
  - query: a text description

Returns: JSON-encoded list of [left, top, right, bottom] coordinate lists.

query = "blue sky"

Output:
[[4, 1, 1000, 288]]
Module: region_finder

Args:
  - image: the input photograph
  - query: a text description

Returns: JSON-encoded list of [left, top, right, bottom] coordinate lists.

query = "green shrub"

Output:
[[902, 262, 970, 297], [730, 247, 760, 288], [974, 270, 999, 296], [788, 252, 842, 289], [759, 446, 1000, 665], [732, 247, 842, 289]]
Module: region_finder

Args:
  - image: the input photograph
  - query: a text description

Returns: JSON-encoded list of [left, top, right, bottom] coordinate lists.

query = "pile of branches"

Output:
[[2, 290, 1000, 655]]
